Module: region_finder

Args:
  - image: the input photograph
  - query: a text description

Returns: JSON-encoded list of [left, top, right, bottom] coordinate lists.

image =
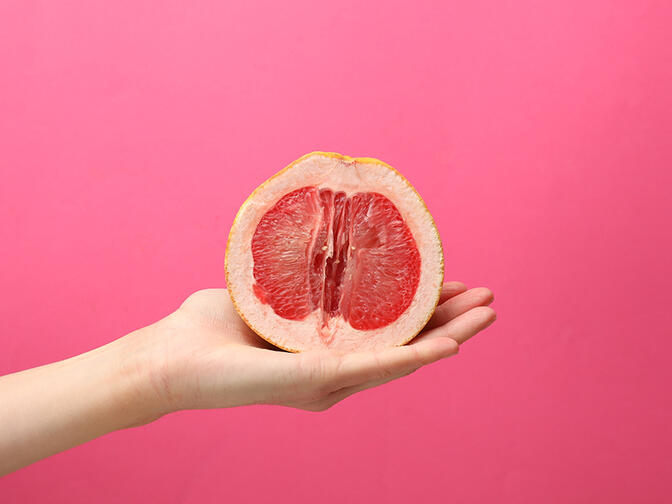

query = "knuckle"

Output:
[[296, 353, 340, 397], [373, 354, 395, 379], [411, 345, 431, 367], [310, 355, 342, 391]]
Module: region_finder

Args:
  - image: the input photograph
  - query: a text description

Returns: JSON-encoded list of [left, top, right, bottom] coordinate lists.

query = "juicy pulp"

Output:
[[251, 186, 421, 333]]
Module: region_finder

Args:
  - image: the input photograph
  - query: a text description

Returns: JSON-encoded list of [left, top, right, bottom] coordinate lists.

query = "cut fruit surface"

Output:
[[225, 152, 443, 352], [251, 187, 421, 331]]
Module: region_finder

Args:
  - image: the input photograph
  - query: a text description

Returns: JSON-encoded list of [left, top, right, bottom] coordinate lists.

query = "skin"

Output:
[[0, 281, 495, 476]]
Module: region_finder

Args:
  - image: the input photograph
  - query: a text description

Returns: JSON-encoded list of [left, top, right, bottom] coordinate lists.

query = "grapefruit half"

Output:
[[225, 152, 444, 352]]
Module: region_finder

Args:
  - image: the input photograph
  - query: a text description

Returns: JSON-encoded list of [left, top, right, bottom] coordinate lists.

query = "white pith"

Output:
[[225, 153, 444, 352]]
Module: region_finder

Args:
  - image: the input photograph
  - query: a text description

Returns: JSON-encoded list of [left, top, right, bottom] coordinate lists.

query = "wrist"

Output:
[[99, 327, 171, 428]]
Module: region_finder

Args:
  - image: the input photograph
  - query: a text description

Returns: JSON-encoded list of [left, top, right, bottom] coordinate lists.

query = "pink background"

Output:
[[1, 1, 671, 502]]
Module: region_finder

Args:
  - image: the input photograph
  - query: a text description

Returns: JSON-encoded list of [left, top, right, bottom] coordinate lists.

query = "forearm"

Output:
[[0, 331, 161, 476]]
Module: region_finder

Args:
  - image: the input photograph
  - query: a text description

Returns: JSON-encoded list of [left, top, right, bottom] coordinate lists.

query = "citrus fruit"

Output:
[[225, 152, 444, 352]]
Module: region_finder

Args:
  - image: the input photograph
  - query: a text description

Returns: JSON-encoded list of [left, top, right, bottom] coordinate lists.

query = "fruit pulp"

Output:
[[251, 186, 421, 331]]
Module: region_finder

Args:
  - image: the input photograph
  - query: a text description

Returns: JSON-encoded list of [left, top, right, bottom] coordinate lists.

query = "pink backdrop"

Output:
[[1, 1, 671, 502]]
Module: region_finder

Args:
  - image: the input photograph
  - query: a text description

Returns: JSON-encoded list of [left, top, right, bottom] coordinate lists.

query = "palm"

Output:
[[178, 289, 279, 349], [156, 282, 495, 412]]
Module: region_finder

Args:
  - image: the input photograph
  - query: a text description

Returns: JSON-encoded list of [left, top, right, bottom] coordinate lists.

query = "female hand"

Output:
[[141, 281, 496, 413], [0, 281, 495, 475]]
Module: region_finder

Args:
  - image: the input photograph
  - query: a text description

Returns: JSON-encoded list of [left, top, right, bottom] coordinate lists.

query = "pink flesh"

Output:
[[251, 186, 421, 331]]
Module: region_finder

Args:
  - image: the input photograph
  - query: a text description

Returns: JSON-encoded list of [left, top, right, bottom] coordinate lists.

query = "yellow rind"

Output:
[[225, 151, 444, 353]]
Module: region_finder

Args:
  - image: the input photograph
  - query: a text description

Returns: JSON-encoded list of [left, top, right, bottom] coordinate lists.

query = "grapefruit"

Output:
[[225, 152, 444, 352]]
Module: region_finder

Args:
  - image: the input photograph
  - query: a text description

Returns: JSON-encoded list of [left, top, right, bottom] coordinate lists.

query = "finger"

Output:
[[415, 306, 496, 345], [311, 339, 464, 411], [438, 281, 468, 304], [310, 372, 410, 411], [329, 337, 459, 390], [325, 357, 424, 405], [425, 287, 494, 330]]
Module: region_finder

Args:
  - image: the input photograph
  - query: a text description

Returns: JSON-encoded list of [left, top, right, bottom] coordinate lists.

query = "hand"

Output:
[[140, 281, 496, 414], [0, 281, 495, 475]]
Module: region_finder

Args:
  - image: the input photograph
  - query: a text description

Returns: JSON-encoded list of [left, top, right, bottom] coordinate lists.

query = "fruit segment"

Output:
[[251, 186, 421, 331]]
